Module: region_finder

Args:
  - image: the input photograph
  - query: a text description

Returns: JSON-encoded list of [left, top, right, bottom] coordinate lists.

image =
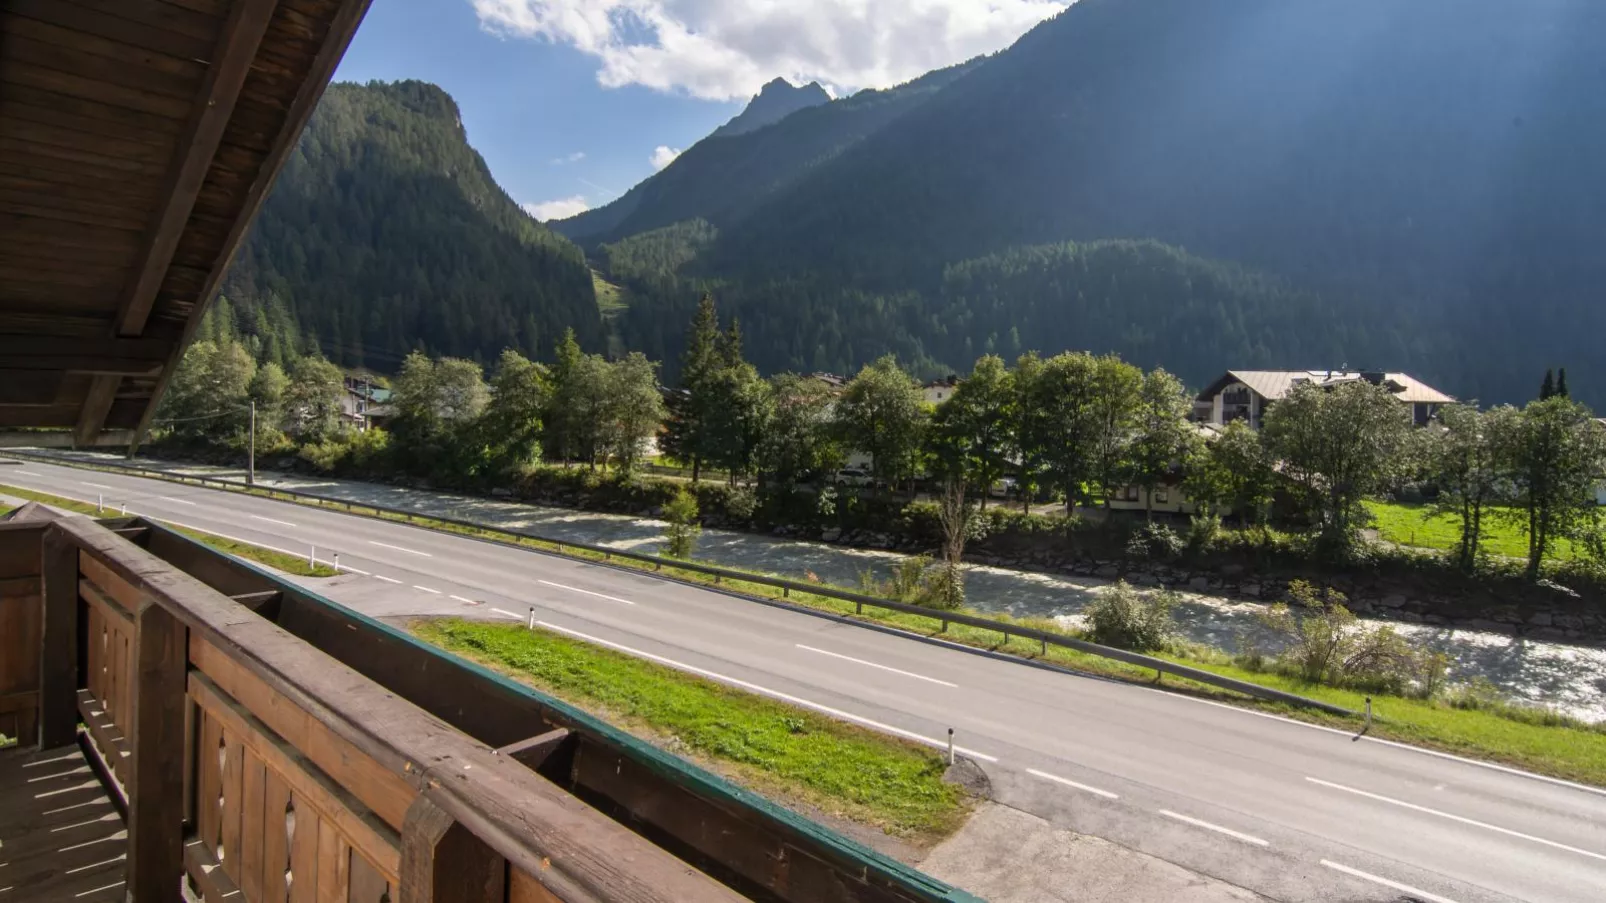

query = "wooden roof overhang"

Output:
[[0, 0, 371, 448]]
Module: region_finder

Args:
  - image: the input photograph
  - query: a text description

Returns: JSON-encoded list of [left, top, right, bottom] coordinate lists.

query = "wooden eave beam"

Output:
[[80, 0, 282, 446], [130, 0, 377, 449]]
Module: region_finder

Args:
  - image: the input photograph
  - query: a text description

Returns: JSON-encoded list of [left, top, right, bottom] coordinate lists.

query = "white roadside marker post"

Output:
[[528, 607, 536, 631], [947, 728, 956, 766]]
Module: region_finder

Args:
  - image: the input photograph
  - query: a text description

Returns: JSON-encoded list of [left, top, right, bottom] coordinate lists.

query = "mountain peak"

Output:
[[710, 78, 831, 139]]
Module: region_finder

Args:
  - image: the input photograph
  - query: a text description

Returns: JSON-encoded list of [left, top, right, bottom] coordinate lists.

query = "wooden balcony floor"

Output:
[[0, 742, 127, 903]]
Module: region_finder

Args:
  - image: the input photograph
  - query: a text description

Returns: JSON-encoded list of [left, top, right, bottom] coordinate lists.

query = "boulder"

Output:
[[1093, 564, 1120, 579], [1187, 576, 1211, 592], [1528, 612, 1554, 627], [1240, 583, 1261, 598], [1219, 563, 1246, 577], [820, 527, 842, 542], [1379, 594, 1408, 609]]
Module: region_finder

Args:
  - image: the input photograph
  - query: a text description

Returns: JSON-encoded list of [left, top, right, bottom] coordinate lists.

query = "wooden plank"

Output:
[[508, 868, 564, 903], [188, 671, 402, 884], [82, 553, 144, 613], [496, 728, 573, 774], [289, 792, 322, 903], [78, 688, 129, 783], [0, 57, 192, 119], [189, 637, 417, 831], [125, 598, 188, 903], [115, 0, 279, 339], [220, 722, 245, 886], [132, 0, 378, 443], [197, 708, 224, 856], [264, 764, 294, 903], [316, 817, 350, 903], [348, 852, 391, 903], [0, 13, 211, 81], [186, 837, 245, 903], [81, 578, 135, 631], [241, 745, 267, 903], [39, 528, 78, 747], [5, 0, 216, 61], [76, 377, 122, 449], [1, 34, 200, 102], [398, 791, 506, 903]]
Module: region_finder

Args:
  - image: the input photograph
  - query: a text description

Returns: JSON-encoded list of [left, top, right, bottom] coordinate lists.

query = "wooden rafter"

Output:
[[78, 0, 282, 445], [129, 0, 378, 448]]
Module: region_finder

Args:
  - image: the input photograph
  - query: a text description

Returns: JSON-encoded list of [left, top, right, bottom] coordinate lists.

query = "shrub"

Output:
[[858, 554, 964, 610], [347, 428, 391, 472], [1082, 582, 1177, 652], [1186, 514, 1221, 551], [723, 486, 758, 522], [663, 489, 701, 559], [297, 436, 351, 473], [1246, 581, 1440, 695], [1125, 522, 1184, 561]]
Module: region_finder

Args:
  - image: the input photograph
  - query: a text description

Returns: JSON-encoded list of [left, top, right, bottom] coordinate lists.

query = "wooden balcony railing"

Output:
[[0, 508, 978, 903]]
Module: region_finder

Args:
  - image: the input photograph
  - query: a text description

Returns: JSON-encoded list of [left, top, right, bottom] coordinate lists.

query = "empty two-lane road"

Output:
[[3, 457, 1603, 903]]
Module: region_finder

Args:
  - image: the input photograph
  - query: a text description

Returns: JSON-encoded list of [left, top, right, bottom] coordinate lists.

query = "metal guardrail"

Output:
[[6, 450, 1359, 718]]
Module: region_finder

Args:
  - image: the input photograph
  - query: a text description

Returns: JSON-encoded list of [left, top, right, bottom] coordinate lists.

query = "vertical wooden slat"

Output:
[[316, 818, 350, 903], [242, 747, 267, 903], [196, 710, 223, 856], [289, 801, 320, 903], [220, 729, 245, 885], [263, 768, 293, 903], [38, 529, 79, 747], [399, 791, 506, 903], [348, 852, 391, 903], [126, 598, 188, 903]]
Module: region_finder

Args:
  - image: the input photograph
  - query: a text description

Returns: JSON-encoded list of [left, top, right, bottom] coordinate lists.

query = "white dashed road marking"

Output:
[[1026, 768, 1120, 800], [413, 585, 441, 594], [537, 579, 634, 605], [369, 540, 431, 557], [157, 496, 195, 506], [795, 644, 957, 687], [1319, 861, 1459, 903], [489, 607, 525, 621], [250, 514, 298, 528], [373, 575, 403, 584], [1157, 810, 1268, 847]]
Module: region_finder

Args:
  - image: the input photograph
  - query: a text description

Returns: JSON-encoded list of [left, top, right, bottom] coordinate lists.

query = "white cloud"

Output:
[[471, 0, 1068, 101], [649, 145, 681, 170], [522, 196, 591, 220], [550, 151, 586, 164]]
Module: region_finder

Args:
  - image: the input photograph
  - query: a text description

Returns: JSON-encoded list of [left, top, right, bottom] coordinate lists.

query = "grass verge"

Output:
[[18, 456, 1606, 786], [411, 617, 969, 841], [1365, 499, 1578, 561], [0, 482, 337, 578]]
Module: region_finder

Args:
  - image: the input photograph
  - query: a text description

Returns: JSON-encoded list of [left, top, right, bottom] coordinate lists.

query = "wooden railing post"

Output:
[[401, 791, 507, 903], [38, 530, 79, 748], [126, 599, 188, 903]]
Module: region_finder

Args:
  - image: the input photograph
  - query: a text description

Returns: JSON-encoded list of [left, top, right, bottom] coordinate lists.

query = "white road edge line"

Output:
[[157, 496, 196, 506], [81, 482, 113, 490], [489, 607, 525, 621], [14, 469, 40, 476], [413, 585, 441, 594], [373, 575, 403, 585], [341, 565, 371, 576], [450, 595, 476, 604], [537, 579, 635, 606], [250, 514, 298, 528], [1306, 777, 1606, 863], [537, 619, 999, 762], [1319, 860, 1459, 903], [795, 644, 957, 687], [1157, 809, 1269, 847], [370, 540, 432, 557], [1026, 768, 1119, 800]]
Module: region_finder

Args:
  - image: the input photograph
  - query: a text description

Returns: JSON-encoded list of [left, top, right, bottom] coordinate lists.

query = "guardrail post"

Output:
[[127, 598, 187, 903], [939, 618, 947, 632], [856, 601, 863, 615], [782, 586, 789, 598], [400, 791, 507, 903]]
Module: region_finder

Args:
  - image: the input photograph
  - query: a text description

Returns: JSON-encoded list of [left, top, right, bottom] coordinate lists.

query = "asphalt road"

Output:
[[3, 456, 1603, 903]]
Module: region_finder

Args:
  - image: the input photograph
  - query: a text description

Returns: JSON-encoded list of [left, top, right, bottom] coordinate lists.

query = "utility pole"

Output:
[[248, 400, 256, 486]]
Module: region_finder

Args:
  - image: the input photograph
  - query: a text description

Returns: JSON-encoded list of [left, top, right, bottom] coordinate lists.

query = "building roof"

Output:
[[0, 0, 373, 448], [1198, 370, 1456, 405]]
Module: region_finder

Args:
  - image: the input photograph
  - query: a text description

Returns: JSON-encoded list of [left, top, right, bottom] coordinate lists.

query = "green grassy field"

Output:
[[412, 618, 970, 841], [0, 483, 337, 578], [591, 270, 629, 317], [1364, 500, 1579, 561]]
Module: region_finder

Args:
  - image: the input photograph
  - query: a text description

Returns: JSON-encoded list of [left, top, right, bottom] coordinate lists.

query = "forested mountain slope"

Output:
[[598, 0, 1606, 404], [552, 61, 977, 244], [221, 81, 605, 370], [709, 78, 831, 139]]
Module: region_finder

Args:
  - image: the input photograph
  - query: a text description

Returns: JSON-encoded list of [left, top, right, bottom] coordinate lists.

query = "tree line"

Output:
[[159, 294, 1606, 584]]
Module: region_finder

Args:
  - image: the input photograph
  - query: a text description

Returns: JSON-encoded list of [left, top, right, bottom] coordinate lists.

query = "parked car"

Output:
[[834, 468, 873, 488], [989, 477, 1019, 498]]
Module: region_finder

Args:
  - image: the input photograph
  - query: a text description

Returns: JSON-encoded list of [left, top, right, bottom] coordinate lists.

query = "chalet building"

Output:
[[1195, 370, 1455, 430]]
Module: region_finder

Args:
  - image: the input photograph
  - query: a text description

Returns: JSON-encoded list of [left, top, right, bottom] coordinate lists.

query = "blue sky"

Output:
[[335, 0, 1068, 220]]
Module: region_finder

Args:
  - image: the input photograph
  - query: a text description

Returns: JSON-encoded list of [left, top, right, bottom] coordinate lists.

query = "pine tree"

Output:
[[669, 294, 723, 481], [1557, 368, 1570, 399], [1540, 369, 1556, 400]]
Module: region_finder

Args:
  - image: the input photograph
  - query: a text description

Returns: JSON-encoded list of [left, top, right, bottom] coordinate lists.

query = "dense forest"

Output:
[[220, 80, 605, 370], [575, 0, 1606, 405]]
